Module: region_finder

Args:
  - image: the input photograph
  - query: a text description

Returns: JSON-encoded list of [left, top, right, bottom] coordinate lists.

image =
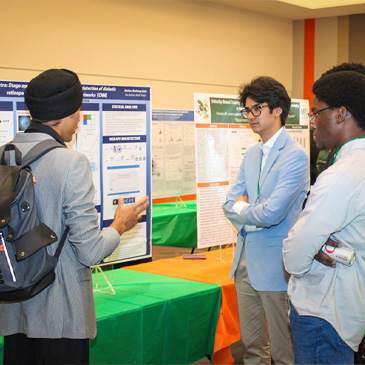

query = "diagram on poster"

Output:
[[152, 109, 195, 198], [0, 81, 152, 265], [194, 93, 309, 249], [101, 103, 149, 263]]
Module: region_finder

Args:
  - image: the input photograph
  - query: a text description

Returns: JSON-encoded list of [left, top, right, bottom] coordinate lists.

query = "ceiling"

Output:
[[211, 0, 365, 20]]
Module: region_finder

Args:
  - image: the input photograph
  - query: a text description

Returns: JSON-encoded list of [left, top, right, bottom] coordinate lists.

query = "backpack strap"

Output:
[[54, 226, 70, 258], [0, 144, 23, 166], [0, 165, 23, 228], [0, 140, 66, 227], [22, 139, 66, 166], [23, 139, 69, 258]]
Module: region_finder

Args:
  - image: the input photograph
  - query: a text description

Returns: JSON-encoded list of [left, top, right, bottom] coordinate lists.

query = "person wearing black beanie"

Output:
[[23, 68, 83, 144], [0, 69, 149, 365], [25, 68, 83, 122]]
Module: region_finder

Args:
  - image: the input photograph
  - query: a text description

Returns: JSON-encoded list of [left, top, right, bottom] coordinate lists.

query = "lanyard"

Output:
[[333, 136, 365, 164], [257, 151, 263, 201]]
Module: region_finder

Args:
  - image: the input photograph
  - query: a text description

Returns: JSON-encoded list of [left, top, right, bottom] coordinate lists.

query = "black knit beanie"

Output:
[[24, 68, 83, 121]]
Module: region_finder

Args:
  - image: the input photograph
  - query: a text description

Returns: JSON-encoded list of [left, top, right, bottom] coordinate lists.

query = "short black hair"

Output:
[[321, 62, 365, 77], [312, 71, 365, 130], [239, 76, 291, 126]]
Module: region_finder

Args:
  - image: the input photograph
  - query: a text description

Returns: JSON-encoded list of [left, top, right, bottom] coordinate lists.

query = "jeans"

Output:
[[289, 302, 354, 364]]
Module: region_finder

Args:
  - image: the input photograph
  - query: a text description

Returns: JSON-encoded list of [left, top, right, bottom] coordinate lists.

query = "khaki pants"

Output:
[[234, 247, 293, 365]]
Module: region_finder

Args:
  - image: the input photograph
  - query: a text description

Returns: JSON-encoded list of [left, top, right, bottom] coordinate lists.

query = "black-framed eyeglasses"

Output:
[[308, 107, 331, 125], [241, 104, 269, 119]]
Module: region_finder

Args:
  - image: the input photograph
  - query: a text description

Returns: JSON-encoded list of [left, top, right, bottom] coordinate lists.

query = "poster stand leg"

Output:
[[92, 266, 116, 295], [169, 196, 187, 208], [217, 242, 235, 263], [191, 246, 212, 255]]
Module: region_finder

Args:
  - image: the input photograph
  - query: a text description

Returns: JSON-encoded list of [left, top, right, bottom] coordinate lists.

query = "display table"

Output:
[[152, 200, 197, 247], [126, 246, 240, 364], [0, 269, 221, 365]]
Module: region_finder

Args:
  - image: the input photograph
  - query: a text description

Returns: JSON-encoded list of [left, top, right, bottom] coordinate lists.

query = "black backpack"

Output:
[[0, 140, 69, 302]]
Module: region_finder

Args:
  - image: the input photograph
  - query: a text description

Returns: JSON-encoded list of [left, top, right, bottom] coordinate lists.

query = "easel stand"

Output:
[[169, 195, 187, 208], [92, 266, 115, 295]]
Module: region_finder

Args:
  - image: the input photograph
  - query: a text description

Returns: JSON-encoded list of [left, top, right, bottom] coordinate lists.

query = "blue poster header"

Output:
[[16, 102, 27, 111], [0, 81, 150, 101], [0, 81, 28, 97], [103, 135, 147, 143], [102, 103, 146, 112], [83, 85, 150, 101], [82, 103, 99, 111], [0, 101, 13, 111]]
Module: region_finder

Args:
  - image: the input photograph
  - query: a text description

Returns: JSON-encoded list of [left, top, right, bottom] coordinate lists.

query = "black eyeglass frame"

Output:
[[308, 106, 332, 125], [240, 104, 270, 119]]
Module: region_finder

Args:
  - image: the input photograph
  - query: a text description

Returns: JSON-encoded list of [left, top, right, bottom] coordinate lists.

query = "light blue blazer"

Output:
[[222, 128, 309, 291]]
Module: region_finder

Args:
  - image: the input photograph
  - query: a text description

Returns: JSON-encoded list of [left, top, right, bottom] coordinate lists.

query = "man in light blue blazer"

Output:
[[222, 76, 309, 364]]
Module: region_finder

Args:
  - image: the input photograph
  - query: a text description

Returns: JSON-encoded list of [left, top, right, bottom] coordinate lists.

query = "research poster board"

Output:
[[152, 109, 196, 198], [0, 80, 152, 265], [194, 93, 310, 249], [286, 98, 310, 156]]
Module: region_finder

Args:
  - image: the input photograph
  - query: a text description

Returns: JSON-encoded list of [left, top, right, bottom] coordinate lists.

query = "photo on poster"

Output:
[[18, 114, 31, 131]]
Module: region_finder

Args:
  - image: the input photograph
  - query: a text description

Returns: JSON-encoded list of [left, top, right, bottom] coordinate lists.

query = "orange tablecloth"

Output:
[[126, 247, 240, 364]]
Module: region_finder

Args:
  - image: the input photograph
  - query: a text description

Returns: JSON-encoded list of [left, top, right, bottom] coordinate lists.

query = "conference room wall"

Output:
[[292, 17, 340, 100], [0, 0, 292, 109], [349, 14, 365, 65], [291, 14, 364, 100]]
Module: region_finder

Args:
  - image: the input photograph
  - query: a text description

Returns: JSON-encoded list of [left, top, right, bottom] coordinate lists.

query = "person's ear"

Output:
[[274, 107, 282, 117], [336, 107, 348, 124]]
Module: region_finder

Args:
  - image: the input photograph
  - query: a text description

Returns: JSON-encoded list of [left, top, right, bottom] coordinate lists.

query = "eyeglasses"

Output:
[[308, 107, 331, 125], [241, 104, 269, 119]]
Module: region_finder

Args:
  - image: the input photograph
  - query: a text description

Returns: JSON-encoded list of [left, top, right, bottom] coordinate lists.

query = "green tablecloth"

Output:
[[0, 269, 221, 365], [152, 201, 197, 247]]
